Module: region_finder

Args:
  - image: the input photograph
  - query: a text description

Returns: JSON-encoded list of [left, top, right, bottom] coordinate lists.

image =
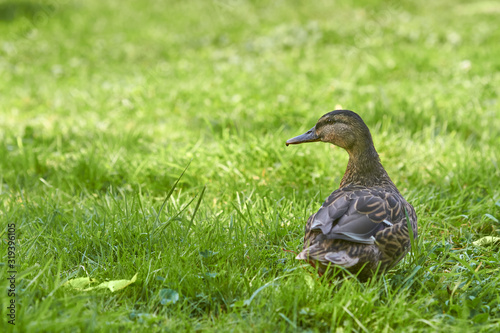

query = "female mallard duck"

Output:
[[286, 110, 417, 281]]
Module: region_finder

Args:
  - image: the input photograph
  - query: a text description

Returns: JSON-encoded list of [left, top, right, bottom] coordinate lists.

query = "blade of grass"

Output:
[[152, 161, 191, 235], [184, 185, 206, 238]]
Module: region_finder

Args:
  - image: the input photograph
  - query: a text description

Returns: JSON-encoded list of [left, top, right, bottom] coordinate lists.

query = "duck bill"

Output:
[[286, 127, 320, 146]]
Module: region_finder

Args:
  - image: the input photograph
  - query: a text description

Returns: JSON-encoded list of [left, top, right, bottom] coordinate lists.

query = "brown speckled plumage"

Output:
[[286, 110, 418, 281]]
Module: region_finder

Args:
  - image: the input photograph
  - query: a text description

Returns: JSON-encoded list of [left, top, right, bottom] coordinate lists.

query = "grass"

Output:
[[1, 0, 499, 331]]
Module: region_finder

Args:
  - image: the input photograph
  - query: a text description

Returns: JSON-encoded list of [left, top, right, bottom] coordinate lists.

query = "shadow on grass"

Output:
[[0, 1, 55, 22]]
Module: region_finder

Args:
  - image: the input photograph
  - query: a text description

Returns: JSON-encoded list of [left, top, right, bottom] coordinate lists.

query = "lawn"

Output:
[[1, 0, 499, 331]]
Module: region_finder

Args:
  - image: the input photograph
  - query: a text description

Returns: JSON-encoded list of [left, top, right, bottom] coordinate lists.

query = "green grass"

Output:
[[1, 0, 500, 331]]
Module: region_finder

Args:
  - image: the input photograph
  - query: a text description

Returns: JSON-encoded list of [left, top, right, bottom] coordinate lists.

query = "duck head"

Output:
[[286, 110, 374, 152]]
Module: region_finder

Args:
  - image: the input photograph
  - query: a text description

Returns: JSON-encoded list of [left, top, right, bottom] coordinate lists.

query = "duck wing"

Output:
[[306, 186, 403, 245]]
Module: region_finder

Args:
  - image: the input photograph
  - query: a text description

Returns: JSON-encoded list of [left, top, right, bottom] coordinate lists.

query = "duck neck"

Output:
[[340, 146, 393, 188]]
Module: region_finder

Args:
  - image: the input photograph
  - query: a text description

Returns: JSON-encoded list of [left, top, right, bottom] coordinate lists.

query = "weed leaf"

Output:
[[160, 289, 179, 305]]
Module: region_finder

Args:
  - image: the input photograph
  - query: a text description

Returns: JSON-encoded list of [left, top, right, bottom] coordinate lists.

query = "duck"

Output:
[[286, 110, 417, 281]]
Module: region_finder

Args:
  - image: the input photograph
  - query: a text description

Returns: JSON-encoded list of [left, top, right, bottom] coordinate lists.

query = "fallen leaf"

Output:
[[473, 236, 500, 247], [86, 273, 138, 292], [63, 277, 97, 289], [64, 274, 138, 292]]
